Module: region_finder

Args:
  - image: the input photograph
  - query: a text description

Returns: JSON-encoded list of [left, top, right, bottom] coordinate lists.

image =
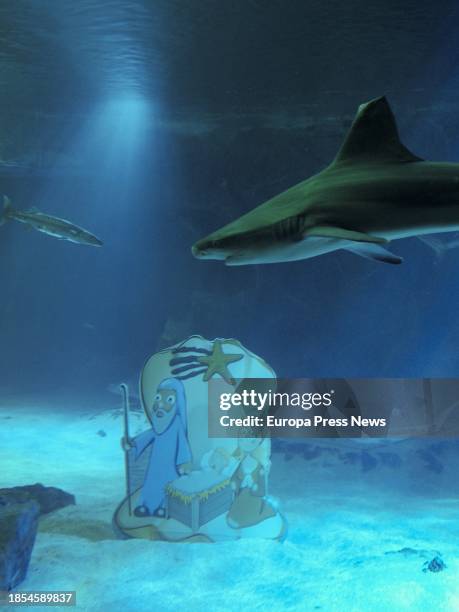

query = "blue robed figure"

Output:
[[132, 377, 192, 518]]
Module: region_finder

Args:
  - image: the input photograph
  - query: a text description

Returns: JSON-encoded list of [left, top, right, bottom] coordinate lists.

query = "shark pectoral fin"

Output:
[[345, 242, 403, 264], [304, 225, 388, 245]]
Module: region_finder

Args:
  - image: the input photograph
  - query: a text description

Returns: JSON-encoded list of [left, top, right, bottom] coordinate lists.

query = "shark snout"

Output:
[[191, 242, 207, 259], [191, 238, 226, 260]]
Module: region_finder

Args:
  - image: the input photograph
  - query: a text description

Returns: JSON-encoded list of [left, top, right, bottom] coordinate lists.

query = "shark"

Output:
[[0, 196, 103, 247], [192, 96, 459, 266]]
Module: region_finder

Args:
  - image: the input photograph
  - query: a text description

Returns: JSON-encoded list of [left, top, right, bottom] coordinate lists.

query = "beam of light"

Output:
[[18, 90, 156, 259], [78, 94, 152, 179]]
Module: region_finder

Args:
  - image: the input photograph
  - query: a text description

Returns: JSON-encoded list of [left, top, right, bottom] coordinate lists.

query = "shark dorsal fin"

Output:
[[334, 96, 423, 164], [28, 206, 40, 213]]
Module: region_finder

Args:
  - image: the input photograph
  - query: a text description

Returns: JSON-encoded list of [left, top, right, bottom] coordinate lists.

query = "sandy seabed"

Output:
[[1, 404, 459, 612]]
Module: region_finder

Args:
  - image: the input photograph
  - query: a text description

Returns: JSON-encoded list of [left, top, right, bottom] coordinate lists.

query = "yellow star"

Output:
[[198, 340, 243, 385]]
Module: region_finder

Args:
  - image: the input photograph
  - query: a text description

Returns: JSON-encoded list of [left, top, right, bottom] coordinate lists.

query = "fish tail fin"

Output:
[[0, 195, 13, 226]]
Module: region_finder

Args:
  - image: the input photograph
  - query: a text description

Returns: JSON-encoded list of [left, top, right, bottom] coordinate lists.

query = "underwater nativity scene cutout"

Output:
[[113, 335, 287, 543]]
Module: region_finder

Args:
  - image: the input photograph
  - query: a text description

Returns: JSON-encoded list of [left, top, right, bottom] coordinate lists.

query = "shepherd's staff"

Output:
[[120, 383, 132, 515]]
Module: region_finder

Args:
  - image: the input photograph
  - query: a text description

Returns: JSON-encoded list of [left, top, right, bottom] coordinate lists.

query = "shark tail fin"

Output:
[[0, 195, 13, 227]]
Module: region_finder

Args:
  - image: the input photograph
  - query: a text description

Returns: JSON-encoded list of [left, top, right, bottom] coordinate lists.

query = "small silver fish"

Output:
[[1, 196, 103, 247]]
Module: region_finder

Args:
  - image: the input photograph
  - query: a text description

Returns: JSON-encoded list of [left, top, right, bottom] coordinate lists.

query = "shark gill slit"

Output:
[[273, 216, 300, 242]]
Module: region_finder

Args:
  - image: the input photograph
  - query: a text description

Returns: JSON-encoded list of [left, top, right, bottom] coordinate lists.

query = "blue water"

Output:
[[1, 1, 459, 609]]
